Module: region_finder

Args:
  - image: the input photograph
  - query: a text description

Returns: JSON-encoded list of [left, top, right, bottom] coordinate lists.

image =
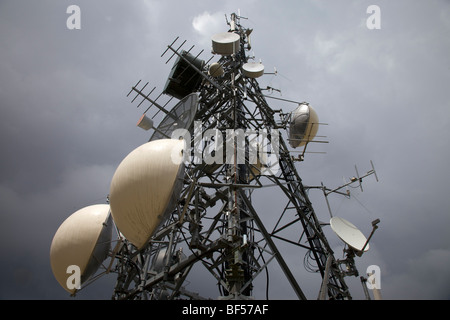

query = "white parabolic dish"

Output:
[[242, 62, 264, 78], [109, 139, 185, 249], [211, 32, 240, 55], [50, 204, 112, 294], [330, 216, 369, 252]]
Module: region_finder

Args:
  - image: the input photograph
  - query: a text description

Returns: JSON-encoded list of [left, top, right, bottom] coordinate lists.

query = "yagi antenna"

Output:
[[311, 161, 379, 218], [327, 161, 378, 196], [127, 80, 177, 121], [352, 161, 379, 193]]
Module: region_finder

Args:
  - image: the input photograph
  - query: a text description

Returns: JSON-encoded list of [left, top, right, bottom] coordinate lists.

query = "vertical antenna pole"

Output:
[[322, 182, 333, 218]]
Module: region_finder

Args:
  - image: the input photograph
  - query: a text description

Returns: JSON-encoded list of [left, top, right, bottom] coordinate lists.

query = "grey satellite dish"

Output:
[[242, 62, 264, 78], [330, 216, 369, 253], [211, 32, 240, 55], [150, 93, 198, 141]]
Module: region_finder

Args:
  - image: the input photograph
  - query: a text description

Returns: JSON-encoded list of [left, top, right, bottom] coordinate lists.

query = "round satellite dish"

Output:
[[150, 93, 198, 141], [50, 204, 113, 294], [242, 62, 264, 78], [109, 139, 185, 250], [330, 216, 369, 252], [288, 103, 319, 148], [209, 62, 224, 77], [211, 32, 240, 56]]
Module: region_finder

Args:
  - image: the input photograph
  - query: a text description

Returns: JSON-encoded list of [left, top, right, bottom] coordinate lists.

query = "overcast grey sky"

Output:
[[1, 0, 449, 300]]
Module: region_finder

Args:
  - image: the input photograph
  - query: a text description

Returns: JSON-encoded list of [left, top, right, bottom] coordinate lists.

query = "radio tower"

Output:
[[51, 12, 380, 300]]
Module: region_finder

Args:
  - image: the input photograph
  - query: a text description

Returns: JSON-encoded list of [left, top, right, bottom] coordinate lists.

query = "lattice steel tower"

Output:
[[114, 12, 353, 300], [51, 12, 380, 301]]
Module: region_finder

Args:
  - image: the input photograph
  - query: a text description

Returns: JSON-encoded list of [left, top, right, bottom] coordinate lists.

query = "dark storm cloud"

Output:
[[1, 0, 449, 300], [0, 0, 160, 299]]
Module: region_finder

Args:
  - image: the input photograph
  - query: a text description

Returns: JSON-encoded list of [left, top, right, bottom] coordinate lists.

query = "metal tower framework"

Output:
[[110, 13, 352, 300]]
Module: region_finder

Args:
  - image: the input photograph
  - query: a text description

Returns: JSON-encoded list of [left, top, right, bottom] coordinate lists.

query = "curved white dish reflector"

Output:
[[288, 103, 319, 148], [109, 139, 185, 249], [50, 204, 112, 294], [330, 216, 369, 252], [211, 32, 240, 55], [242, 62, 264, 78]]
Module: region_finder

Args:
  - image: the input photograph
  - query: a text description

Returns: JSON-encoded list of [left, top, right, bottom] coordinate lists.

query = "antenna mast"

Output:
[[114, 12, 351, 300], [51, 12, 380, 301]]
